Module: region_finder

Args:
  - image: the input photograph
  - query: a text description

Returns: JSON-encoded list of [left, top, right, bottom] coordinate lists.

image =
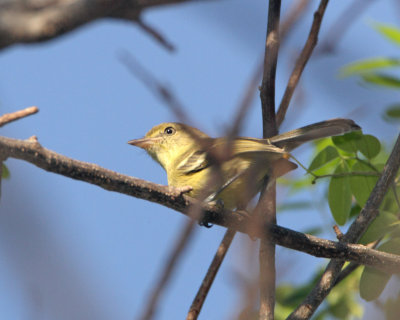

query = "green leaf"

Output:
[[386, 105, 400, 118], [1, 163, 9, 179], [384, 105, 400, 122], [332, 131, 362, 154], [328, 162, 352, 225], [340, 58, 400, 77], [360, 239, 400, 301], [309, 146, 339, 171], [356, 134, 381, 159], [349, 204, 362, 218], [374, 23, 400, 46], [350, 161, 379, 207], [362, 73, 400, 89]]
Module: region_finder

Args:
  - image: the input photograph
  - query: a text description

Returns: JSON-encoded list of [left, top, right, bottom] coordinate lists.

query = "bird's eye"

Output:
[[164, 127, 176, 135]]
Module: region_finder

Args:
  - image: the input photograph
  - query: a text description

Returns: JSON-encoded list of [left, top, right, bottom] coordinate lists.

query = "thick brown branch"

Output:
[[0, 135, 400, 273], [259, 1, 281, 318], [276, 0, 329, 127], [0, 0, 189, 49], [0, 106, 38, 127], [260, 0, 280, 137], [288, 133, 400, 320]]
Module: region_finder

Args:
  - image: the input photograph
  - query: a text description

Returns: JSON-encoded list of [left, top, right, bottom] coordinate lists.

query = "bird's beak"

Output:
[[127, 137, 161, 150]]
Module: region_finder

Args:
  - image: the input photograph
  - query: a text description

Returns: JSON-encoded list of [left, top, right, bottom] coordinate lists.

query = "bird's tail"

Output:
[[270, 118, 361, 151]]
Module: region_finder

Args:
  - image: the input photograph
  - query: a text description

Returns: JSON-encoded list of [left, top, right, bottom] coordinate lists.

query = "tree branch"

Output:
[[288, 133, 400, 319], [0, 135, 399, 274], [259, 1, 281, 318], [276, 0, 329, 127], [260, 0, 280, 137], [0, 0, 190, 49], [186, 2, 315, 318]]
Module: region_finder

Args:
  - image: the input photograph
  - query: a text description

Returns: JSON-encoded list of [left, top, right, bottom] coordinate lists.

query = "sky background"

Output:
[[0, 0, 399, 319]]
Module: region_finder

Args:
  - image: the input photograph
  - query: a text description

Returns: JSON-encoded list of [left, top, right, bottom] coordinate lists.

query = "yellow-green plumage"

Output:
[[128, 119, 360, 210]]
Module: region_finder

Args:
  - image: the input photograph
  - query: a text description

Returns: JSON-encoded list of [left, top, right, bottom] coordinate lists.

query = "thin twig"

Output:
[[288, 133, 400, 319], [139, 219, 197, 320], [136, 18, 175, 52], [0, 135, 400, 272], [317, 0, 375, 55], [276, 0, 329, 127], [280, 0, 312, 41], [229, 64, 263, 138], [138, 172, 226, 319], [186, 229, 236, 320], [0, 106, 38, 127], [118, 50, 191, 124]]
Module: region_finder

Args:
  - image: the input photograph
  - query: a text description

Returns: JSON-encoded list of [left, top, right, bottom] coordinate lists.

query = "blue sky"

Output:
[[0, 1, 399, 319]]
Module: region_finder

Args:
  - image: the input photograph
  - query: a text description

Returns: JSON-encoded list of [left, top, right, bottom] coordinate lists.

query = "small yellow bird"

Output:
[[128, 119, 360, 210]]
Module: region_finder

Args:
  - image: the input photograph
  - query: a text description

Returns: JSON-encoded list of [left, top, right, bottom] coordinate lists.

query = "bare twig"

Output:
[[118, 51, 191, 124], [138, 171, 226, 319], [0, 135, 400, 272], [139, 219, 197, 320], [0, 106, 38, 127], [136, 18, 175, 52], [288, 133, 400, 319], [186, 229, 236, 320], [229, 64, 263, 138], [276, 0, 329, 127], [317, 0, 375, 54], [332, 225, 344, 241], [280, 0, 312, 41]]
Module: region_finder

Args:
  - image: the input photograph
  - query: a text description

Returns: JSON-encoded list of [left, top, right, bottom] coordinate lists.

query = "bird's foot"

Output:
[[198, 199, 224, 228]]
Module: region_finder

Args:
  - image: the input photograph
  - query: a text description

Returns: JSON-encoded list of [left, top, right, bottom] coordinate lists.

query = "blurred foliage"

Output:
[[275, 22, 400, 320], [275, 268, 363, 320], [1, 163, 9, 179], [385, 291, 400, 320], [341, 22, 400, 123], [360, 239, 400, 301]]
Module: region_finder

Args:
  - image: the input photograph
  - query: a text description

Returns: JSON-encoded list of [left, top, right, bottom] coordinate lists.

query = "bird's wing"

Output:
[[228, 137, 286, 156], [176, 138, 287, 175], [176, 149, 209, 174]]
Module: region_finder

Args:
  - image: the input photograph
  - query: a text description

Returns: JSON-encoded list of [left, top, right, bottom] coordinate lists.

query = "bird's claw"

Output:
[[198, 219, 213, 228], [198, 199, 225, 228]]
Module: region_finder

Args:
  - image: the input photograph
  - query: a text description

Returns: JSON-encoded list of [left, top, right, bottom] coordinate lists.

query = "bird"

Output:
[[128, 119, 361, 210]]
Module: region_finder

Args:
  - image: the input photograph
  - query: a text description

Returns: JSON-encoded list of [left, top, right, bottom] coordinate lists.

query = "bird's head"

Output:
[[128, 122, 209, 171]]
